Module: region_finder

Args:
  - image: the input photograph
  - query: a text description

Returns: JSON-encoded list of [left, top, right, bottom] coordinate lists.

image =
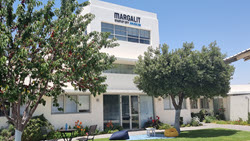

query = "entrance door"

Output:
[[131, 96, 139, 129], [122, 96, 130, 129], [140, 96, 154, 128], [121, 95, 139, 129]]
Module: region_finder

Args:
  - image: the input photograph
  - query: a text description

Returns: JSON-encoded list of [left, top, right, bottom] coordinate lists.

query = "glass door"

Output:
[[140, 96, 153, 128], [122, 96, 130, 129], [121, 95, 140, 129], [131, 96, 139, 129]]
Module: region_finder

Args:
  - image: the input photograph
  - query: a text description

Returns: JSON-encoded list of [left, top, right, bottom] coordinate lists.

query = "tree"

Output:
[[0, 0, 118, 140], [134, 42, 234, 133]]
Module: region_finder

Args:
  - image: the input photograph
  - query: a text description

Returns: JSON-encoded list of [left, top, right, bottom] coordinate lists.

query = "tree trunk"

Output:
[[170, 93, 184, 134], [174, 109, 181, 134], [15, 129, 22, 141]]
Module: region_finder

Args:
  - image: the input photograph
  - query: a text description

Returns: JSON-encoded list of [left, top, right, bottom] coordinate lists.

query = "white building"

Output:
[[1, 0, 250, 131]]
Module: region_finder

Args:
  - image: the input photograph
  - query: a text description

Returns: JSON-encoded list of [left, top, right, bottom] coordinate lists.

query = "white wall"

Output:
[[154, 97, 192, 125], [85, 0, 159, 59], [229, 95, 250, 121], [36, 94, 103, 130], [0, 117, 8, 129], [104, 73, 139, 91]]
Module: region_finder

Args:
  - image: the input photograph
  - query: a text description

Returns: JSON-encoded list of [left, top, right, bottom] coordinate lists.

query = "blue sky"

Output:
[[15, 0, 250, 84], [98, 0, 250, 85]]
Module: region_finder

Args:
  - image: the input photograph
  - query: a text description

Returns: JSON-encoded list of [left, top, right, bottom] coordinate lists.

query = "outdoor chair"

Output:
[[77, 125, 97, 141]]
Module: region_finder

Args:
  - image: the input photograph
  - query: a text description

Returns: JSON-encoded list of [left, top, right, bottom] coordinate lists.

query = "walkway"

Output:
[[57, 123, 250, 141]]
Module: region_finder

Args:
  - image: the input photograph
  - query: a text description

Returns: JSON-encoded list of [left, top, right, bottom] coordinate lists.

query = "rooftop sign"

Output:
[[114, 12, 141, 27]]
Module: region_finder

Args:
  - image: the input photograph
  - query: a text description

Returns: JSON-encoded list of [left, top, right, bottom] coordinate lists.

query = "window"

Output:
[[103, 95, 120, 127], [164, 96, 186, 110], [200, 98, 209, 109], [104, 64, 135, 74], [101, 22, 150, 44], [78, 95, 90, 113], [101, 23, 114, 39], [52, 95, 90, 114], [213, 98, 223, 114], [52, 95, 64, 114], [128, 27, 139, 43], [65, 95, 77, 113], [190, 99, 198, 109], [140, 30, 150, 44], [0, 102, 10, 117]]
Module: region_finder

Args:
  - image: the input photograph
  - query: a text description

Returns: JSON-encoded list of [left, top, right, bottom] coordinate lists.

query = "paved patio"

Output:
[[57, 123, 250, 141]]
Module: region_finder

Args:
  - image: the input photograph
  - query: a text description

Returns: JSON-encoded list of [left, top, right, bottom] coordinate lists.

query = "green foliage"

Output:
[[158, 123, 172, 129], [144, 116, 162, 129], [213, 118, 250, 126], [102, 121, 123, 134], [0, 125, 15, 141], [204, 116, 217, 123], [191, 110, 210, 122], [0, 0, 118, 133], [21, 114, 54, 141], [191, 117, 200, 126], [134, 42, 234, 132], [134, 42, 234, 99]]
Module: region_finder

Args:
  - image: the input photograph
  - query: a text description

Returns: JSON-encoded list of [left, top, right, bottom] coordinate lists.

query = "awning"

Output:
[[224, 48, 250, 64]]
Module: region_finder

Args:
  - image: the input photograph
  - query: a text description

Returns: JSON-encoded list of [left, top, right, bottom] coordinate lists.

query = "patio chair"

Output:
[[77, 125, 97, 141]]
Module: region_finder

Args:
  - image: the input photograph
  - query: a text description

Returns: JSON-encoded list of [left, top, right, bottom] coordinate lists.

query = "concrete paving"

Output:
[[56, 123, 250, 141]]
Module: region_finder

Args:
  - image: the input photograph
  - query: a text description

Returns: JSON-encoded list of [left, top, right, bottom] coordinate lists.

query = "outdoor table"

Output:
[[58, 129, 76, 141], [146, 128, 156, 137]]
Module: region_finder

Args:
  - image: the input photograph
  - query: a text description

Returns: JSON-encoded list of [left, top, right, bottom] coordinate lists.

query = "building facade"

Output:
[[1, 0, 250, 131]]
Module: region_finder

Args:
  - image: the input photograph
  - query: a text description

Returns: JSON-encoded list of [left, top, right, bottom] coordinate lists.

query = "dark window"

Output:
[[101, 22, 150, 44], [190, 99, 198, 109], [101, 23, 114, 39], [104, 64, 135, 74], [200, 98, 209, 109]]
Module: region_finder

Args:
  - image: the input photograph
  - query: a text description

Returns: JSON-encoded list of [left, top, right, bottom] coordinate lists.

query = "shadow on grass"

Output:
[[179, 129, 238, 138]]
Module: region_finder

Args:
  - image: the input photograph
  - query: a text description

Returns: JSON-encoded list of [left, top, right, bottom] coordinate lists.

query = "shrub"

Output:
[[108, 129, 119, 134], [102, 121, 124, 134], [21, 114, 54, 141], [144, 116, 162, 129], [158, 123, 172, 129], [204, 116, 217, 123], [191, 110, 209, 122], [0, 125, 15, 141], [113, 125, 123, 131], [74, 120, 86, 136], [191, 117, 200, 126]]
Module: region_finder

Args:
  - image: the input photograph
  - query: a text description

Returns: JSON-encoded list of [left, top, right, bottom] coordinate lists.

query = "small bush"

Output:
[[158, 123, 172, 129], [191, 117, 200, 126], [21, 114, 54, 141], [144, 116, 162, 129], [204, 116, 217, 123], [191, 110, 209, 122], [108, 129, 119, 134], [0, 125, 15, 141]]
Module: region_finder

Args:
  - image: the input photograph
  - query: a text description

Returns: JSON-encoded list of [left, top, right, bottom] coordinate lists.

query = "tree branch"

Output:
[[170, 94, 178, 110], [0, 98, 14, 123]]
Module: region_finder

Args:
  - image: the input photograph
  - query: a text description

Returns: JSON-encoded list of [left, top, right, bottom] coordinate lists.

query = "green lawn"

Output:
[[96, 128, 250, 141]]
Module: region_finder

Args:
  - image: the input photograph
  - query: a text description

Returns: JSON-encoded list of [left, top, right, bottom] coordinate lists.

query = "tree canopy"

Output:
[[134, 42, 234, 132], [0, 0, 118, 139]]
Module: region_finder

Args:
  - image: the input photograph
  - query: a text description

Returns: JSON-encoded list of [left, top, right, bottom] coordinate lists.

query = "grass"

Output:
[[95, 128, 250, 141]]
